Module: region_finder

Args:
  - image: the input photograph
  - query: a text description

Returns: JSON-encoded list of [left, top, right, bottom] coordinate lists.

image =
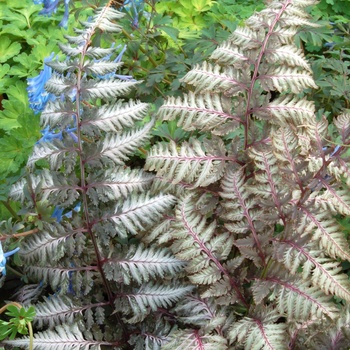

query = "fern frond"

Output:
[[81, 100, 149, 134], [83, 6, 123, 33], [333, 113, 350, 140], [253, 275, 339, 320], [313, 183, 350, 216], [254, 95, 315, 126], [34, 295, 108, 329], [258, 66, 318, 93], [265, 45, 312, 71], [300, 206, 350, 261], [220, 166, 267, 264], [26, 265, 97, 295], [128, 319, 172, 350], [124, 283, 193, 315], [45, 74, 74, 95], [57, 43, 83, 57], [83, 60, 123, 76], [249, 145, 285, 199], [146, 138, 228, 188], [87, 167, 154, 205], [45, 59, 79, 73], [85, 46, 118, 59], [275, 237, 350, 302], [28, 142, 78, 170], [19, 228, 67, 265], [103, 244, 186, 285], [40, 100, 76, 129], [174, 295, 228, 332], [210, 42, 250, 65], [162, 329, 227, 350], [10, 170, 79, 206], [301, 306, 350, 350], [166, 195, 237, 291], [99, 193, 176, 237], [4, 323, 116, 350], [13, 284, 44, 306], [181, 61, 249, 94], [229, 309, 288, 350], [85, 122, 153, 166], [228, 26, 261, 48], [157, 92, 240, 133], [81, 79, 139, 100]]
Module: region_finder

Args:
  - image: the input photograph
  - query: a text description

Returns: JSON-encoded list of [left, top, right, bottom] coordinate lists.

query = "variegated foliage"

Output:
[[5, 2, 191, 350], [145, 0, 350, 349]]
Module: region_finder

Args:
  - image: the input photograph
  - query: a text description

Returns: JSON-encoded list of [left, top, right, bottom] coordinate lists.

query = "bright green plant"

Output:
[[0, 0, 61, 218], [0, 0, 91, 220], [0, 303, 35, 349]]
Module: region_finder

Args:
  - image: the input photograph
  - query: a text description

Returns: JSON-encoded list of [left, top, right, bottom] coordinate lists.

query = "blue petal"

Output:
[[52, 206, 64, 222], [39, 0, 60, 15], [0, 242, 20, 276], [3, 247, 20, 258], [59, 0, 70, 28], [27, 53, 57, 114]]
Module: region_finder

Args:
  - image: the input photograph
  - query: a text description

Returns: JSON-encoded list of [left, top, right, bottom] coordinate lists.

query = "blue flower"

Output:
[[122, 0, 144, 8], [96, 44, 135, 81], [0, 242, 20, 276], [27, 53, 56, 114], [37, 126, 63, 143], [331, 145, 340, 156], [51, 206, 64, 222], [35, 0, 60, 15], [52, 202, 81, 223], [59, 0, 70, 28], [121, 0, 145, 28], [37, 125, 78, 144], [34, 0, 70, 28]]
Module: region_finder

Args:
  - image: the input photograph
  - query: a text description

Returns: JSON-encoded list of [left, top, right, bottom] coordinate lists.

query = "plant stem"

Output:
[[1, 201, 19, 220]]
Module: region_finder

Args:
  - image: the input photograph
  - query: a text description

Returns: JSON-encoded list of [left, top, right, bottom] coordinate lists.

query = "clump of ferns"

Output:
[[145, 0, 350, 349], [6, 2, 191, 349]]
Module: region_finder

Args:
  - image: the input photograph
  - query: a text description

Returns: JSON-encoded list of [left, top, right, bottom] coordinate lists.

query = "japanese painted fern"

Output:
[[144, 0, 350, 349], [5, 2, 190, 349]]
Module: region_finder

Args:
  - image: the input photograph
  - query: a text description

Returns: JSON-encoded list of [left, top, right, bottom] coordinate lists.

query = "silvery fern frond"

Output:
[[162, 329, 227, 350], [105, 193, 176, 237], [157, 92, 240, 134], [9, 1, 187, 347], [81, 100, 149, 134], [229, 309, 288, 350], [144, 0, 350, 347], [274, 235, 350, 302], [4, 323, 117, 350], [34, 295, 108, 329], [146, 137, 228, 188], [113, 283, 193, 323], [86, 167, 154, 204], [103, 244, 186, 285]]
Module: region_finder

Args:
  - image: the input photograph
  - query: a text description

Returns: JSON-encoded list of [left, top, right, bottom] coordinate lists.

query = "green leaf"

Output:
[[0, 322, 12, 341], [0, 81, 34, 131], [0, 63, 9, 78], [0, 136, 27, 175], [10, 53, 39, 77], [0, 24, 28, 38], [5, 305, 20, 317], [158, 26, 179, 41], [0, 36, 21, 63]]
